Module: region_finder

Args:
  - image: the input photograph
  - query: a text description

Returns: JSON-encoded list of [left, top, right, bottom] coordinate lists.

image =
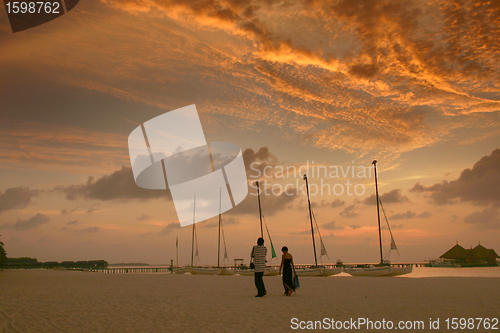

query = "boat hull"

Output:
[[173, 266, 190, 274], [191, 267, 221, 275], [235, 267, 274, 276], [320, 267, 343, 276], [219, 268, 236, 275], [295, 267, 324, 276], [344, 265, 412, 277], [385, 265, 413, 276]]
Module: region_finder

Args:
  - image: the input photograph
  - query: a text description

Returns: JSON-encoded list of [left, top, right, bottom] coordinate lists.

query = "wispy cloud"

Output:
[[339, 204, 358, 218], [159, 222, 181, 235], [464, 207, 500, 230], [0, 213, 49, 231], [0, 187, 39, 213]]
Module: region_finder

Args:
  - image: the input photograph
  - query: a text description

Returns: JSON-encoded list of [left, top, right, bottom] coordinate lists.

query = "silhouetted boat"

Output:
[[299, 175, 342, 277], [344, 160, 412, 277]]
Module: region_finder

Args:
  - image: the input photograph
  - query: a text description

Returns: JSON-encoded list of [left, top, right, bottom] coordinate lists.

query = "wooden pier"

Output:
[[91, 267, 172, 273]]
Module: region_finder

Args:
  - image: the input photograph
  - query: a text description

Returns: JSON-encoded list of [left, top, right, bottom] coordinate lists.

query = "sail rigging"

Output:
[[311, 210, 329, 261], [298, 174, 342, 276], [379, 197, 400, 256], [343, 160, 412, 277]]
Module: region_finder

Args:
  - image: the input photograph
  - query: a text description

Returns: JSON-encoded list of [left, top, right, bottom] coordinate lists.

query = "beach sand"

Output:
[[1, 270, 499, 332]]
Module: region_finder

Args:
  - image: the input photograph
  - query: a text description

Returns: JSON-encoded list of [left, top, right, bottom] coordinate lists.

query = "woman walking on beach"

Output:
[[279, 246, 296, 296], [251, 237, 267, 297]]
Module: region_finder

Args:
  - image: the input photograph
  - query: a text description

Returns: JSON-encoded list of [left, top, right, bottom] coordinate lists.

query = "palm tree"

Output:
[[0, 235, 7, 267]]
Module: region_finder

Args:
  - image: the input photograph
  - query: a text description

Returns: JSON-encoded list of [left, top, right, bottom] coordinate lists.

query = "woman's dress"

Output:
[[282, 258, 294, 293]]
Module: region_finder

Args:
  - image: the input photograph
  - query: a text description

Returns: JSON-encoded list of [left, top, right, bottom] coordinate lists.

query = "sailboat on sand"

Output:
[[173, 197, 199, 274], [173, 235, 190, 274], [191, 191, 235, 275], [343, 160, 412, 277], [295, 175, 343, 277]]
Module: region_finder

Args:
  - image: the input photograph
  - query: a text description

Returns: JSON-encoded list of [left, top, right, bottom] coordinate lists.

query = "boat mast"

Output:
[[256, 181, 264, 238], [372, 160, 383, 265], [303, 175, 318, 267], [191, 196, 196, 267], [217, 189, 221, 269]]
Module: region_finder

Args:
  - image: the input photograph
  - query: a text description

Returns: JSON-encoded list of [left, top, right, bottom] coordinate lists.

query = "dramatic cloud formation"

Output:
[[464, 207, 500, 230], [0, 187, 39, 213], [56, 166, 171, 201], [0, 213, 49, 231], [2, 0, 496, 172], [410, 149, 500, 206], [55, 146, 280, 202], [364, 189, 409, 205]]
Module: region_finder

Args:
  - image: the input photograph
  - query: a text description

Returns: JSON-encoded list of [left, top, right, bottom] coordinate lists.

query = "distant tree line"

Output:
[[0, 237, 107, 270], [2, 258, 108, 269]]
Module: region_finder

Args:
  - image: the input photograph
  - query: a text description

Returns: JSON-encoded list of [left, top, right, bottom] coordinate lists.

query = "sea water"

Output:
[[398, 266, 500, 278]]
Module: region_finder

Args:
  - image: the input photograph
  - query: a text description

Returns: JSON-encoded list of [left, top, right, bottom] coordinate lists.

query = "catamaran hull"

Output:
[[235, 267, 274, 276], [385, 266, 413, 276], [344, 265, 412, 277], [191, 267, 222, 275], [173, 266, 190, 274], [219, 268, 236, 275], [295, 267, 324, 276], [320, 267, 343, 276]]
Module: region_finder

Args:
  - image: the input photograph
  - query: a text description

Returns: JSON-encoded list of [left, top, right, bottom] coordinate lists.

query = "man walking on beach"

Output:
[[251, 237, 267, 297]]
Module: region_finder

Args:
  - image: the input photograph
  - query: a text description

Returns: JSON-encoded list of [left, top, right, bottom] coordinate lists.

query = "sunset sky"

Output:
[[1, 0, 499, 266]]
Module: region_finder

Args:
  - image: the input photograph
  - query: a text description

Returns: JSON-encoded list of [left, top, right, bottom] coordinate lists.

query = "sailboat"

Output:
[[296, 175, 342, 277], [343, 160, 413, 277], [311, 210, 343, 276], [174, 197, 198, 274], [234, 181, 276, 276], [217, 191, 235, 275], [192, 190, 235, 275], [173, 236, 190, 274]]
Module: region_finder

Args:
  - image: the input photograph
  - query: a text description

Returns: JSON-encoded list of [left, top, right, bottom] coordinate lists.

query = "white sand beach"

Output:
[[1, 269, 499, 332]]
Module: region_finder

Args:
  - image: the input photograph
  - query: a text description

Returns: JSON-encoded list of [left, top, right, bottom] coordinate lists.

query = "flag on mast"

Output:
[[264, 219, 276, 259]]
